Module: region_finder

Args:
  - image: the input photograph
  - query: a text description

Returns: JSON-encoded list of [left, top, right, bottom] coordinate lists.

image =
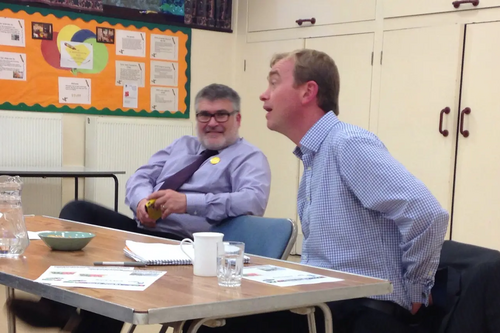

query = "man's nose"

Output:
[[207, 116, 219, 127], [259, 89, 269, 101]]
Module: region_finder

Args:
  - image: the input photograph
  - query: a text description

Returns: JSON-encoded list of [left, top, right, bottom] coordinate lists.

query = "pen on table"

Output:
[[94, 261, 146, 267]]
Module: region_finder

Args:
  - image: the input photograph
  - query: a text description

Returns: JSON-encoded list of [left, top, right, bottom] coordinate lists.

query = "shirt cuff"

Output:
[[129, 192, 149, 214], [186, 193, 207, 217], [406, 280, 431, 306]]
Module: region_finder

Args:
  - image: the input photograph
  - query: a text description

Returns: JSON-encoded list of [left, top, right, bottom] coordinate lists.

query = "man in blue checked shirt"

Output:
[[198, 50, 449, 333]]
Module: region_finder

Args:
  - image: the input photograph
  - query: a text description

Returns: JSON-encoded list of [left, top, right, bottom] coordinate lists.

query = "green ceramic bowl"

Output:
[[38, 231, 95, 251]]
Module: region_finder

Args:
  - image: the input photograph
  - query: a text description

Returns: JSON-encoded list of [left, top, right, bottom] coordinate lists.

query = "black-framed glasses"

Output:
[[196, 110, 239, 123]]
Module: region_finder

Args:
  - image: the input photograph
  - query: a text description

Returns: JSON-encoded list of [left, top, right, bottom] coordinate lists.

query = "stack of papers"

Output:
[[124, 240, 250, 266]]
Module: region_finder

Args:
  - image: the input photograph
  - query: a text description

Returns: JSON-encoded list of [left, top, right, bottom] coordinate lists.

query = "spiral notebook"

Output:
[[124, 240, 250, 266]]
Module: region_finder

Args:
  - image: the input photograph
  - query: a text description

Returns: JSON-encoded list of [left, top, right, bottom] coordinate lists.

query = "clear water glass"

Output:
[[0, 176, 29, 257], [217, 241, 245, 287]]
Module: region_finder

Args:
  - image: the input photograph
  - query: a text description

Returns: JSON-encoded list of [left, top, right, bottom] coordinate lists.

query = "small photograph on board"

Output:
[[13, 70, 24, 79], [32, 22, 53, 40], [96, 27, 115, 44]]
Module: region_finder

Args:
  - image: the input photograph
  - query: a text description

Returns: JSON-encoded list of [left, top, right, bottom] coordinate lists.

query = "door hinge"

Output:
[[371, 52, 374, 66], [244, 59, 246, 72], [380, 51, 383, 65]]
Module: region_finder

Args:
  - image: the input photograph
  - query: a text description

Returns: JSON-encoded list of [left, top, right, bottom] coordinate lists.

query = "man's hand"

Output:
[[148, 190, 187, 219], [136, 198, 156, 228], [411, 302, 422, 315]]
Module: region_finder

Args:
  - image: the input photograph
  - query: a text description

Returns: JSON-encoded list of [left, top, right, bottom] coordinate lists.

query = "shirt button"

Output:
[[307, 196, 311, 202], [307, 167, 312, 171]]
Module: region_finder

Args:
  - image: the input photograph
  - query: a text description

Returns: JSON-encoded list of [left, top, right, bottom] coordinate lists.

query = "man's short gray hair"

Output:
[[194, 83, 241, 112]]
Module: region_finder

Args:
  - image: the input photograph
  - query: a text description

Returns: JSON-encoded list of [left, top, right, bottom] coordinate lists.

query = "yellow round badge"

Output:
[[210, 157, 221, 165]]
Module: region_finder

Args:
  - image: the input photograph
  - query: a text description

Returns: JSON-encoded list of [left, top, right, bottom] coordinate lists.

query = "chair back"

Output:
[[210, 215, 297, 260]]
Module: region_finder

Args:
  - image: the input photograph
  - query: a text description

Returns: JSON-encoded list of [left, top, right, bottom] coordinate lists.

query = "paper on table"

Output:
[[242, 265, 343, 287], [28, 231, 41, 240], [35, 266, 166, 291]]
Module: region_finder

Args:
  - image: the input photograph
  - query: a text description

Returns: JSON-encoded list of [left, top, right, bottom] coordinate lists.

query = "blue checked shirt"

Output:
[[294, 112, 449, 310]]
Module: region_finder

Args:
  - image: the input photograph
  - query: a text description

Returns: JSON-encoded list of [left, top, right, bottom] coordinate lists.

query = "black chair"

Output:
[[431, 240, 500, 333]]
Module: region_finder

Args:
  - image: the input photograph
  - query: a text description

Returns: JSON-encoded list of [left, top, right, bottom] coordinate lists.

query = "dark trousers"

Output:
[[39, 200, 186, 333], [193, 298, 425, 333], [59, 200, 185, 241]]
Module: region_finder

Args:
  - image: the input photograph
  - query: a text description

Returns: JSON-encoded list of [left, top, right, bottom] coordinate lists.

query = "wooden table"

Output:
[[0, 216, 393, 333], [0, 167, 126, 211]]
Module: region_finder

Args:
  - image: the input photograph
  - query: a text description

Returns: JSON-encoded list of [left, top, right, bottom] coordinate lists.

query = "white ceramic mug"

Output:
[[180, 232, 224, 276]]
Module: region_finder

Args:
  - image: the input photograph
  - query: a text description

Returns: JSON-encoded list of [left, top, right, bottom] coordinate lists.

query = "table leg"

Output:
[[74, 177, 79, 201], [112, 175, 119, 212], [6, 287, 16, 333]]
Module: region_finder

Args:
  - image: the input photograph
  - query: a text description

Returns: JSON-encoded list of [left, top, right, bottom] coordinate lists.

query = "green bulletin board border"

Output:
[[0, 2, 191, 118]]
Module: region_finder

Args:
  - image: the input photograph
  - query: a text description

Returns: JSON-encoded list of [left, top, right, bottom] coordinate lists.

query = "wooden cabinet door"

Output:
[[306, 33, 374, 130], [377, 25, 464, 227], [239, 39, 303, 236], [383, 0, 500, 18], [452, 21, 500, 251], [247, 0, 376, 32]]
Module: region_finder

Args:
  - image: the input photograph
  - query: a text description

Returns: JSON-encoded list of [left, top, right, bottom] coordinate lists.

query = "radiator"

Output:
[[0, 111, 63, 216], [85, 116, 193, 217]]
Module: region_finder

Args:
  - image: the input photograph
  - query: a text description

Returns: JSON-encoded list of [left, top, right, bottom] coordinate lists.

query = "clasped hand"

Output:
[[136, 190, 187, 227]]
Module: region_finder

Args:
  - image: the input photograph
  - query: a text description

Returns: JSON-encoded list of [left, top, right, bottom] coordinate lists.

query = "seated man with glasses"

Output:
[[8, 83, 272, 332]]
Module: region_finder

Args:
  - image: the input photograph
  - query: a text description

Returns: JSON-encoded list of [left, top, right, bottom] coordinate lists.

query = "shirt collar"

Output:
[[293, 111, 340, 158]]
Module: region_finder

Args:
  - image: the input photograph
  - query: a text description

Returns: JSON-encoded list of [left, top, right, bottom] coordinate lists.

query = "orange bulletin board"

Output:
[[0, 3, 191, 118]]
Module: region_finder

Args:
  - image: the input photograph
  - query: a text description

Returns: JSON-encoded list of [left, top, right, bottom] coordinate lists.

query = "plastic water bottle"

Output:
[[0, 176, 29, 257]]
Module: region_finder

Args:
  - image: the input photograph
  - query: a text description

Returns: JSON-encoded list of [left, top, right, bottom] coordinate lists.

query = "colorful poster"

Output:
[[0, 3, 191, 118], [60, 41, 93, 69]]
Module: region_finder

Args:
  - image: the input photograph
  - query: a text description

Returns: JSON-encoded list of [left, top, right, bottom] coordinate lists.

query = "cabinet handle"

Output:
[[452, 0, 479, 8], [460, 107, 471, 137], [295, 18, 316, 26], [439, 107, 450, 137]]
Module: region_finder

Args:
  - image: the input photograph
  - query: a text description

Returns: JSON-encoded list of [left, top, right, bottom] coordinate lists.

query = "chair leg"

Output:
[[290, 304, 333, 333], [159, 321, 187, 333], [6, 287, 16, 333], [186, 318, 226, 333], [290, 307, 317, 333]]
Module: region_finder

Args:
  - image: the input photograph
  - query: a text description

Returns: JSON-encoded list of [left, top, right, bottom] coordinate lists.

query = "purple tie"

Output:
[[159, 149, 218, 191]]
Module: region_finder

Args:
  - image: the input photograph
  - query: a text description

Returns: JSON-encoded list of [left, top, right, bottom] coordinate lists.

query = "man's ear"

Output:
[[301, 81, 319, 105]]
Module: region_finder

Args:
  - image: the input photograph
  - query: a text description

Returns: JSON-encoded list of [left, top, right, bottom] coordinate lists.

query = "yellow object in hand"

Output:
[[145, 199, 162, 220]]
